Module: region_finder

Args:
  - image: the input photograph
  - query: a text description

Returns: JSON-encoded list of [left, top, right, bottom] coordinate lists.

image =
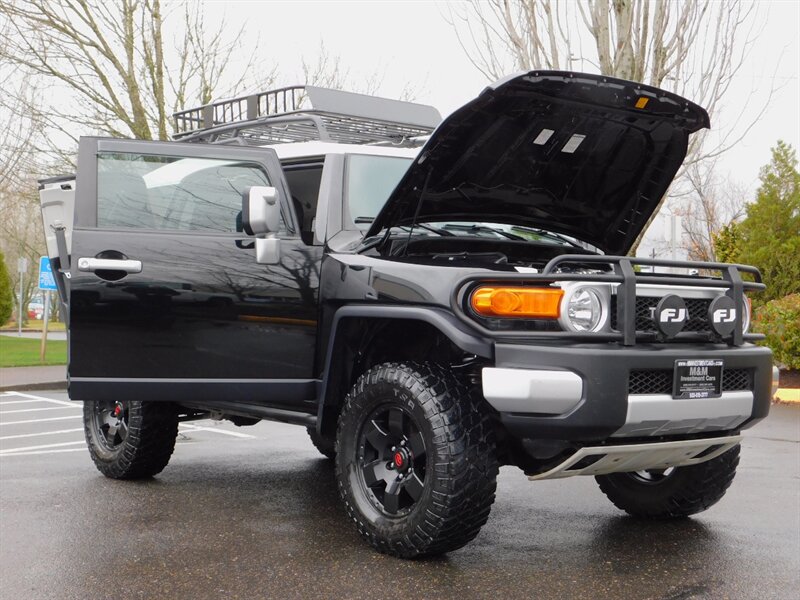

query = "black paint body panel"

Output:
[[70, 229, 320, 380]]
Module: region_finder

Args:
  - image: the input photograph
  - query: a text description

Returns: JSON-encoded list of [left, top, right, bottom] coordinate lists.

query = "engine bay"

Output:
[[380, 236, 604, 273]]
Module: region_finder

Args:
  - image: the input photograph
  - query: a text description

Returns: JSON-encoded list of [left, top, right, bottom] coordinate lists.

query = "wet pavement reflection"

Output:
[[1, 393, 797, 600]]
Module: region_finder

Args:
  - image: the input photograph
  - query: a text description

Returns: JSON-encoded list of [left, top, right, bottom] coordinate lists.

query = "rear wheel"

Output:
[[83, 400, 179, 479], [306, 426, 336, 459], [595, 445, 740, 518], [335, 362, 498, 558]]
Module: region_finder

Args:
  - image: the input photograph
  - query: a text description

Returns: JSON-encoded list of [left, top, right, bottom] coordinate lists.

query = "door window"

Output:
[[97, 152, 271, 232]]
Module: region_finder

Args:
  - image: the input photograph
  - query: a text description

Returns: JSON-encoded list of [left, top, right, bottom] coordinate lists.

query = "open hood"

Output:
[[366, 71, 709, 254]]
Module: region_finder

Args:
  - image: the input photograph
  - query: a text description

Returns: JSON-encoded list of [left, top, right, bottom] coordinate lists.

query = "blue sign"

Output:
[[38, 256, 57, 291]]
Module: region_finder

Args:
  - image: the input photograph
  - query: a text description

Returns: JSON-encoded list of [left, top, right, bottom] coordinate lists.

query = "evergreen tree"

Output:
[[0, 252, 13, 325], [736, 141, 800, 306], [713, 221, 743, 264]]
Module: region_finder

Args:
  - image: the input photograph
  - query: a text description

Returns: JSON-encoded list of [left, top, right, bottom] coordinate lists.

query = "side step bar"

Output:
[[527, 435, 742, 481]]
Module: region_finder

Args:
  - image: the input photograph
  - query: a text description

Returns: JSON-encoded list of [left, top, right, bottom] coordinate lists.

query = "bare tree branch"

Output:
[[0, 0, 275, 145]]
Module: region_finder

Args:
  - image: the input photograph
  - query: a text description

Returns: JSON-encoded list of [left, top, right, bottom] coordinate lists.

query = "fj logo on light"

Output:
[[659, 308, 687, 323], [713, 308, 736, 323]]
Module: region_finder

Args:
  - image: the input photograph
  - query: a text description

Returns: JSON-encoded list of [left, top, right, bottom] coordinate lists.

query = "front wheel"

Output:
[[335, 362, 498, 558], [595, 445, 740, 519], [83, 400, 179, 479]]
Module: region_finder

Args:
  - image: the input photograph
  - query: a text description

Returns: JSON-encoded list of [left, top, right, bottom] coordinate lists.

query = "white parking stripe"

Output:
[[181, 424, 255, 439], [2, 392, 75, 407], [0, 428, 84, 441], [0, 448, 86, 457], [0, 406, 81, 415], [0, 415, 82, 426], [0, 440, 85, 454], [0, 399, 55, 406]]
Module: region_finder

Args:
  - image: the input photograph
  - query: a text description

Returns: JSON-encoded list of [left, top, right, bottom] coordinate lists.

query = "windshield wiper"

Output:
[[356, 221, 452, 253], [444, 223, 525, 241], [401, 223, 454, 236], [356, 217, 452, 237], [510, 226, 583, 248]]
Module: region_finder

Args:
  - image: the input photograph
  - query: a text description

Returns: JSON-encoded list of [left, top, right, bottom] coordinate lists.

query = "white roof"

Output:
[[268, 141, 421, 160]]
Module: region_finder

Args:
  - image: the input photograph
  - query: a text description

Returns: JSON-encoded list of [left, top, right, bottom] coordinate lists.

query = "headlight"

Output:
[[560, 286, 607, 332]]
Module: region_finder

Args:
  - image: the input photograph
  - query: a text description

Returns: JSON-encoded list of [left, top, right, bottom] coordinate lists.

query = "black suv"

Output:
[[39, 72, 777, 558]]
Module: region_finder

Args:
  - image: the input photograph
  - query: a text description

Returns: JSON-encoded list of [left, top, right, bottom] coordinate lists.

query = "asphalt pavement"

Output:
[[1, 390, 798, 600]]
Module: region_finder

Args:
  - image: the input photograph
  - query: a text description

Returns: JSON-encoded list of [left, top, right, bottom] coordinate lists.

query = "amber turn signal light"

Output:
[[470, 286, 563, 318]]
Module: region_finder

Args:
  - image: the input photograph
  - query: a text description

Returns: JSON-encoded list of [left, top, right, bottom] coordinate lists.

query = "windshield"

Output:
[[346, 155, 413, 229], [346, 155, 597, 252]]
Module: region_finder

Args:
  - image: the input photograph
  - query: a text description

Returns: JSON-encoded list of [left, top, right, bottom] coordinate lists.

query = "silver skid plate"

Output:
[[527, 435, 742, 481]]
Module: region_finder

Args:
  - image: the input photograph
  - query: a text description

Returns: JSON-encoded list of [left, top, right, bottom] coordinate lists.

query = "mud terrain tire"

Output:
[[595, 445, 740, 518], [335, 362, 498, 558], [84, 400, 179, 479]]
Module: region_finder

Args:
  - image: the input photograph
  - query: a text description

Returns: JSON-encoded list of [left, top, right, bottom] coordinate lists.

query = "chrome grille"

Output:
[[628, 368, 752, 395]]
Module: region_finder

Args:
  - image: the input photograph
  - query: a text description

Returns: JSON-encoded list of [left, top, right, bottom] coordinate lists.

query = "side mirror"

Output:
[[242, 186, 280, 235]]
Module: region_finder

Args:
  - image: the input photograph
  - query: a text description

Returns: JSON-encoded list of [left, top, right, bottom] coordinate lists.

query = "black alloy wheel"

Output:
[[628, 467, 675, 484], [356, 405, 427, 516], [91, 400, 129, 451]]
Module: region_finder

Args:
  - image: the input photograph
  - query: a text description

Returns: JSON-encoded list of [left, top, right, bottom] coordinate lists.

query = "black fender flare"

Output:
[[316, 305, 493, 436]]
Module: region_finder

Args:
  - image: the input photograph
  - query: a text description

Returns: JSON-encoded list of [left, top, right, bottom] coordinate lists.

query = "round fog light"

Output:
[[565, 288, 603, 332]]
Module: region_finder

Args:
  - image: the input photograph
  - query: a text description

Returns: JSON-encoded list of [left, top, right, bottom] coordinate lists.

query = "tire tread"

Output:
[[84, 401, 178, 480], [595, 445, 740, 519], [335, 361, 498, 558]]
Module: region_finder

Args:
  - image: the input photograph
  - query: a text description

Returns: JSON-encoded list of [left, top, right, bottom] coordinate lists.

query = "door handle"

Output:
[[77, 257, 142, 273]]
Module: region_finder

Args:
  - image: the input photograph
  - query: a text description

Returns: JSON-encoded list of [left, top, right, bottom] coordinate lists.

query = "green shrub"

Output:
[[753, 294, 800, 369], [0, 252, 13, 325]]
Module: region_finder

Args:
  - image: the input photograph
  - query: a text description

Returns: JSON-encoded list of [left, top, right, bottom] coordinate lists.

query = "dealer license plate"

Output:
[[673, 359, 723, 399]]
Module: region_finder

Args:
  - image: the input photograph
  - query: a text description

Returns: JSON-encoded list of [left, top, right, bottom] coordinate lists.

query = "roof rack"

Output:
[[172, 85, 442, 146]]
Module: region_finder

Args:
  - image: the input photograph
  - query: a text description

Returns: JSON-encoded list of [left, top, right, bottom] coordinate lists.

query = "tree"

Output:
[[0, 0, 274, 149], [712, 221, 743, 264], [300, 41, 422, 102], [446, 0, 774, 253], [672, 161, 747, 262], [0, 180, 45, 326], [733, 141, 800, 306], [0, 251, 13, 325]]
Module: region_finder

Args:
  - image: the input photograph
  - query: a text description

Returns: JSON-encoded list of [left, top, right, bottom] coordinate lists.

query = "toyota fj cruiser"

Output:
[[39, 72, 778, 558]]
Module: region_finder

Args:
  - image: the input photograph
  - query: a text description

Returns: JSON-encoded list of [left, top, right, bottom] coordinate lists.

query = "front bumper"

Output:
[[483, 342, 774, 441]]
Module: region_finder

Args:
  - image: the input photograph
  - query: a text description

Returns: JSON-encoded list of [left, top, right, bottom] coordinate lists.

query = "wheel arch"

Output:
[[317, 305, 493, 438]]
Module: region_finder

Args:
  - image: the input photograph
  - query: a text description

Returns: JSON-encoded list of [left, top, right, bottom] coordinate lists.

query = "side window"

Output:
[[283, 163, 323, 244], [96, 152, 271, 232]]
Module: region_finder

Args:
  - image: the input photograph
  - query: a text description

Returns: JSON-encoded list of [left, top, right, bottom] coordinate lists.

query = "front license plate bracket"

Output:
[[673, 359, 723, 399]]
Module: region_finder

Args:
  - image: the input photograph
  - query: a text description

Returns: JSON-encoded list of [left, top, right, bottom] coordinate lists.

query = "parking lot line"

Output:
[[0, 440, 86, 454], [0, 428, 84, 441], [0, 447, 86, 457], [0, 399, 60, 406], [1, 392, 76, 407], [181, 424, 255, 439], [0, 415, 82, 426], [0, 406, 82, 415]]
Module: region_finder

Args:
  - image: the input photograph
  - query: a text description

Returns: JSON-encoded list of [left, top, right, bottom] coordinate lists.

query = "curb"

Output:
[[774, 388, 800, 404]]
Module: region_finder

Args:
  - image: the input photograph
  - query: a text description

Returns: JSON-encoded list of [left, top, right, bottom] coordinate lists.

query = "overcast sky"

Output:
[[211, 1, 798, 190]]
